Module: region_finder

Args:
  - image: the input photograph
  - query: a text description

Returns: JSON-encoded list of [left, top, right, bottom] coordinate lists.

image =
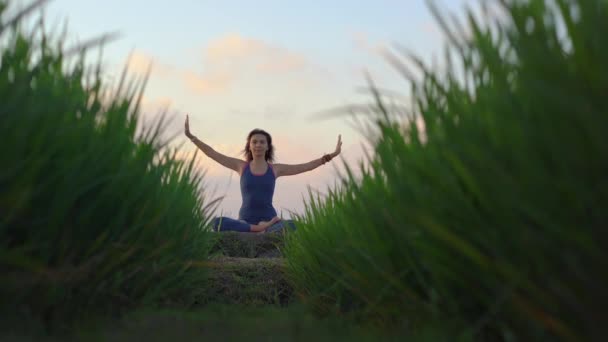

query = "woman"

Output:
[[184, 115, 342, 233]]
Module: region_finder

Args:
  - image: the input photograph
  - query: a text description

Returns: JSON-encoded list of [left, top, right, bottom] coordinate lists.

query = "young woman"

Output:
[[184, 114, 342, 233]]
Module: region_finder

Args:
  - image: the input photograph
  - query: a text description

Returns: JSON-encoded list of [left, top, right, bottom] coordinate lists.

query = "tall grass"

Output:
[[285, 0, 608, 340], [0, 0, 215, 330]]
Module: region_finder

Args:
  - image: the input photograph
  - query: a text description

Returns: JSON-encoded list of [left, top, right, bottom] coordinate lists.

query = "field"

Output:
[[1, 0, 606, 341]]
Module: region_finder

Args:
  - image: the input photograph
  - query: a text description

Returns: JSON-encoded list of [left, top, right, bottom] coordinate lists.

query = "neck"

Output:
[[251, 156, 266, 164]]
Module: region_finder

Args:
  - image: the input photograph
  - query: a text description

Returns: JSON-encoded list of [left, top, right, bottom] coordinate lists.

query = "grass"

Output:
[[209, 230, 285, 258], [2, 0, 607, 341], [0, 0, 216, 332], [198, 257, 292, 306], [5, 304, 436, 342], [285, 0, 608, 341]]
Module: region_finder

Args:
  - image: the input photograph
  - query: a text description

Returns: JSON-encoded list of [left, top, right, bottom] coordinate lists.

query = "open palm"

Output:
[[184, 115, 194, 139], [333, 134, 342, 156]]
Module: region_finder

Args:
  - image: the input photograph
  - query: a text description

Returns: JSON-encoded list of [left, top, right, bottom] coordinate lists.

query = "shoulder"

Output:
[[237, 160, 248, 176], [269, 162, 280, 178]]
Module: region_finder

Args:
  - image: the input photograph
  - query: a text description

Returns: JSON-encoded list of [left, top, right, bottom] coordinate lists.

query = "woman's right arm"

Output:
[[185, 115, 244, 173]]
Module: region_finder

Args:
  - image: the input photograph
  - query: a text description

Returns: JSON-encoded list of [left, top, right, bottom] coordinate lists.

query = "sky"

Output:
[[25, 0, 491, 219]]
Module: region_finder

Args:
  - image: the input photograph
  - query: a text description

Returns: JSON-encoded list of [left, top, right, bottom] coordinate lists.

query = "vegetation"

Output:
[[2, 0, 606, 340], [286, 0, 608, 341], [0, 0, 215, 332]]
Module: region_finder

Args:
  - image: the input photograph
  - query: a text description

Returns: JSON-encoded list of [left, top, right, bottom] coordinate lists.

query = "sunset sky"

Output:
[[38, 0, 491, 218]]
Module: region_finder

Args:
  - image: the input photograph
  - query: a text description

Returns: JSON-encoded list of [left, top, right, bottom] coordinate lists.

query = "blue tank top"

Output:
[[238, 162, 277, 223]]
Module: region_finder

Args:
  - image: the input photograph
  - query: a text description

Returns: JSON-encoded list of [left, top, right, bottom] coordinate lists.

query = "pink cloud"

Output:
[[181, 33, 316, 94], [126, 51, 173, 77], [182, 71, 233, 94], [121, 34, 323, 96], [205, 33, 263, 62], [204, 33, 309, 73], [255, 54, 308, 73], [140, 95, 173, 110], [121, 51, 230, 95], [351, 31, 389, 56]]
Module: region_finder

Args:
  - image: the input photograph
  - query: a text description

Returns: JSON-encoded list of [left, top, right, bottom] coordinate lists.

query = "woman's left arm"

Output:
[[274, 135, 342, 178]]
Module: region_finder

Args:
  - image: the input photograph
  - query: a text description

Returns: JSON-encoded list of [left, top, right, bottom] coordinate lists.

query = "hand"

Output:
[[332, 134, 342, 157], [185, 114, 194, 139]]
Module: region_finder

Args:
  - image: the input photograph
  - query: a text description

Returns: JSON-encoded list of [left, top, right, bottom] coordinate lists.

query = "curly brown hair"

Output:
[[242, 128, 275, 162]]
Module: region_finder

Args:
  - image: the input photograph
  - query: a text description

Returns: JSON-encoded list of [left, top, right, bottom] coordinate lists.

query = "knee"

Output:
[[283, 219, 297, 231], [211, 217, 224, 231]]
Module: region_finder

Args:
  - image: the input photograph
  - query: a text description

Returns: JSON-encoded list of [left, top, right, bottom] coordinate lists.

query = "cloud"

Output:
[[205, 33, 262, 62], [227, 104, 300, 121], [182, 71, 232, 94], [255, 54, 308, 73], [140, 96, 173, 111], [125, 34, 319, 95], [126, 51, 173, 78], [351, 31, 389, 56], [183, 33, 314, 94], [204, 33, 309, 73], [124, 51, 230, 94]]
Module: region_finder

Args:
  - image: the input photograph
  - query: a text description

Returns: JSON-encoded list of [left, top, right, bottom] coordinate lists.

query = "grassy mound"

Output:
[[210, 231, 285, 258], [199, 257, 292, 306]]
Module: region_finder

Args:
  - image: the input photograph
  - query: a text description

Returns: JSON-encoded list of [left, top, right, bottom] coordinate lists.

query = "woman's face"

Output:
[[249, 134, 268, 157]]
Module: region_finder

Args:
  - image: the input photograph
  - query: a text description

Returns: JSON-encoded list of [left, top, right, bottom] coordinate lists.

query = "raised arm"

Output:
[[185, 115, 244, 173], [273, 135, 342, 178]]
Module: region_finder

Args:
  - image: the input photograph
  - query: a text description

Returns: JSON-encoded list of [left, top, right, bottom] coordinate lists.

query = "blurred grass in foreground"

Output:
[[285, 0, 608, 341], [0, 0, 216, 332], [5, 304, 438, 342]]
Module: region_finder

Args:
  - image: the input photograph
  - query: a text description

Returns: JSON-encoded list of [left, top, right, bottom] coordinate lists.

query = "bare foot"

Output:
[[250, 216, 281, 233], [262, 216, 281, 225]]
